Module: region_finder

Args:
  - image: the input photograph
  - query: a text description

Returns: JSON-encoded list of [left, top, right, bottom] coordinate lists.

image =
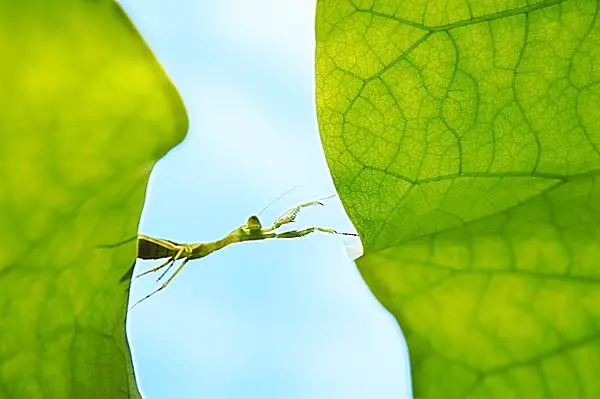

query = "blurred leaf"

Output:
[[0, 1, 187, 398], [316, 0, 600, 397]]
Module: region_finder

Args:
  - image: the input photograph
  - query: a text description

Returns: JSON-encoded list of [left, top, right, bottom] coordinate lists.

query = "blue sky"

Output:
[[119, 1, 412, 398]]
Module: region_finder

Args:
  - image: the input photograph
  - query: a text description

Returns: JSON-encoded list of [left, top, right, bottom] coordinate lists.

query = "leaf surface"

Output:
[[316, 0, 600, 397], [0, 2, 187, 398]]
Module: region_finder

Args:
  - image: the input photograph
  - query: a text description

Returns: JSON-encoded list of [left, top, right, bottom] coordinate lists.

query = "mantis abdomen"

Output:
[[137, 236, 179, 260]]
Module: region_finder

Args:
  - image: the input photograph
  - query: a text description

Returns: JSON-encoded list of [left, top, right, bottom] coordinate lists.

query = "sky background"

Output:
[[118, 1, 412, 398]]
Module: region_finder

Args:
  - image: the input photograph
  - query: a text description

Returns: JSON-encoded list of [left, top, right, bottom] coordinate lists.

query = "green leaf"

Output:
[[0, 1, 187, 398], [316, 0, 600, 397]]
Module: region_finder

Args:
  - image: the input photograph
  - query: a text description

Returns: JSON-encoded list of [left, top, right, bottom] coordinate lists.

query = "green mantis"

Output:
[[126, 198, 357, 309]]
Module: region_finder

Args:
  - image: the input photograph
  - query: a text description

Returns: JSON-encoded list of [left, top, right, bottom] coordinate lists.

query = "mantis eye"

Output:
[[246, 215, 262, 231]]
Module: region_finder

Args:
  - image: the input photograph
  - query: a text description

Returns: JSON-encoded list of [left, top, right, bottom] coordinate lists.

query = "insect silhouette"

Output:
[[106, 197, 358, 310]]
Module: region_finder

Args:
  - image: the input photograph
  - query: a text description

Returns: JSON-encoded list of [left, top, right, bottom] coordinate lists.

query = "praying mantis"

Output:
[[115, 197, 358, 309]]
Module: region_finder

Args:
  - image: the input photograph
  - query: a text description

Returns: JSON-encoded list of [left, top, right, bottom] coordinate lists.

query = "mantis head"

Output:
[[245, 215, 263, 232]]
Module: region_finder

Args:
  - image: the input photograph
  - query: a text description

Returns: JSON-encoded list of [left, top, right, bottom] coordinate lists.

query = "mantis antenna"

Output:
[[258, 187, 337, 218], [257, 185, 302, 217]]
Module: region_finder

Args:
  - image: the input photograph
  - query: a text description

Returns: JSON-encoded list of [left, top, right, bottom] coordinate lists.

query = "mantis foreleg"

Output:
[[268, 197, 334, 231]]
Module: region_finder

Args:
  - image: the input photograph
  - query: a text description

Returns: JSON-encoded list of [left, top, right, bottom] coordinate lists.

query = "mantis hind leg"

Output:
[[136, 247, 185, 279], [158, 257, 191, 290], [156, 246, 192, 282], [156, 260, 177, 282], [135, 257, 175, 279], [129, 258, 191, 310]]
